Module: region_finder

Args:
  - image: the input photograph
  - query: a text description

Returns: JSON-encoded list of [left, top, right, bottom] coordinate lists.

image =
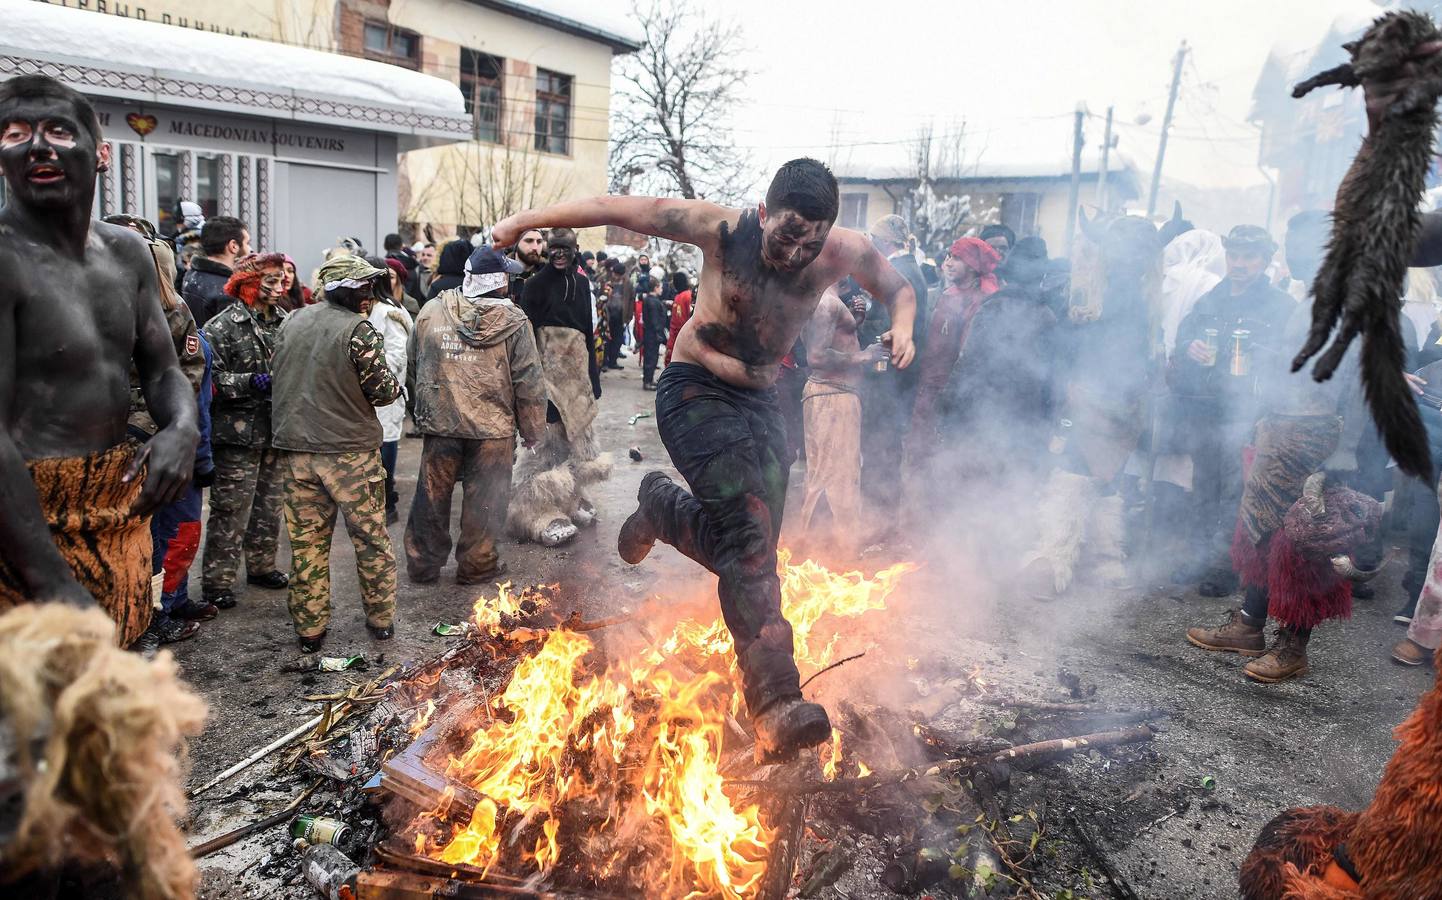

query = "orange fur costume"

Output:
[[1240, 646, 1442, 898]]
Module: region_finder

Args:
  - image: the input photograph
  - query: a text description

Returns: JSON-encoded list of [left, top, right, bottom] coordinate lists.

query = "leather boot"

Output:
[[752, 696, 832, 763], [618, 472, 670, 565], [1391, 637, 1434, 667], [1243, 628, 1310, 683], [1186, 608, 1266, 656]]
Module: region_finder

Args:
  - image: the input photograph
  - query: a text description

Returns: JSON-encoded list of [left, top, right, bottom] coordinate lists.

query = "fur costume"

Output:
[[1021, 469, 1130, 595], [1290, 11, 1442, 480], [223, 252, 287, 307], [0, 604, 207, 900], [507, 326, 611, 546], [1240, 644, 1442, 899]]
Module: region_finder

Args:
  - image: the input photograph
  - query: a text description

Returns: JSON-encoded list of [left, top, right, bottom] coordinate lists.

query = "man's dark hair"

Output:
[[980, 224, 1016, 247], [609, 258, 626, 275], [765, 158, 839, 223], [200, 215, 246, 256], [0, 75, 102, 145], [596, 251, 609, 263], [672, 271, 689, 292], [383, 233, 403, 252]]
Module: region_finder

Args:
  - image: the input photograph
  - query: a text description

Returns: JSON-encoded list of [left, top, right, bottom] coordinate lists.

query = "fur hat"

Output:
[[224, 252, 286, 306]]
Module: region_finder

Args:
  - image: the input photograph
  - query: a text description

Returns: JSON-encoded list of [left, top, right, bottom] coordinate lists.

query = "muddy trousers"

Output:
[[642, 363, 799, 716], [405, 435, 514, 582], [281, 450, 397, 638], [202, 444, 284, 594]]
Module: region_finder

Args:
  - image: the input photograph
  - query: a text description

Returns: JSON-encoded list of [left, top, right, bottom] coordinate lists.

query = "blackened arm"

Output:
[[0, 293, 92, 602], [349, 320, 403, 407]]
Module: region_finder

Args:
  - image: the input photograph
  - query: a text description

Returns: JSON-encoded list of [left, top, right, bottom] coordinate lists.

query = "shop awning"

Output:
[[0, 0, 470, 140]]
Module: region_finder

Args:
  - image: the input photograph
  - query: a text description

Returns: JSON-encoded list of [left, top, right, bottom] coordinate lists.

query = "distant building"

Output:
[[8, 0, 641, 251], [836, 150, 1140, 255]]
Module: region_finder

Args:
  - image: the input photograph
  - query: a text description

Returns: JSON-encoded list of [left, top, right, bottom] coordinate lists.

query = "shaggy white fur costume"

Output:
[[507, 326, 612, 546], [1021, 469, 1129, 596]]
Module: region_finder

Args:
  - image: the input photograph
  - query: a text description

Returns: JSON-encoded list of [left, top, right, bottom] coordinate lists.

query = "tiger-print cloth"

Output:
[[0, 442, 152, 646]]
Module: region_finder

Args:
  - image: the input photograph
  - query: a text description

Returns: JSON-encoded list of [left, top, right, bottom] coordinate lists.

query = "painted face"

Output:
[[0, 95, 104, 211], [759, 206, 831, 275], [257, 269, 285, 306], [1226, 247, 1268, 287], [517, 230, 546, 267], [549, 241, 576, 270]]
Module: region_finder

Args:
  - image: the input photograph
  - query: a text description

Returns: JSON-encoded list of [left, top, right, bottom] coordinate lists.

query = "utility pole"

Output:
[[1148, 41, 1187, 218], [1094, 105, 1114, 211], [1065, 102, 1086, 259]]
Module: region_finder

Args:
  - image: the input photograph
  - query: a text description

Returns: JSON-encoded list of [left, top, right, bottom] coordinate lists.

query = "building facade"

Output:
[[18, 0, 640, 249]]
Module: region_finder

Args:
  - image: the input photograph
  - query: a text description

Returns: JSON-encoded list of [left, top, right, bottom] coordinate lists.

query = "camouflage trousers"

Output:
[[202, 444, 285, 593], [281, 450, 397, 638]]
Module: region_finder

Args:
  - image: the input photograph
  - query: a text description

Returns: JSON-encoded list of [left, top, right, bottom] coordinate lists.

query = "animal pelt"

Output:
[[1240, 643, 1442, 899], [508, 421, 612, 546], [0, 603, 208, 900], [1291, 11, 1442, 481], [1021, 469, 1095, 594]]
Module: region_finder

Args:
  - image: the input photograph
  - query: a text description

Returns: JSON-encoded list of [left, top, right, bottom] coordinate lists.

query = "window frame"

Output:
[[361, 19, 421, 70], [459, 48, 504, 144], [533, 68, 572, 156]]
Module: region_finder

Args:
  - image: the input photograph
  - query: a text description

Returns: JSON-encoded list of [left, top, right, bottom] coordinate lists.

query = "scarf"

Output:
[[949, 237, 1002, 295]]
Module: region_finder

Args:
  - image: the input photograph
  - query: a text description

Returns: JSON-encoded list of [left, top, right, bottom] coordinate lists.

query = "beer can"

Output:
[[1229, 329, 1251, 377], [872, 338, 889, 373], [292, 814, 351, 848], [1200, 328, 1219, 367]]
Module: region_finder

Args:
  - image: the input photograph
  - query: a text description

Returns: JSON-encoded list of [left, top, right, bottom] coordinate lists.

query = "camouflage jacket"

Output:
[[127, 301, 206, 436], [203, 302, 287, 448]]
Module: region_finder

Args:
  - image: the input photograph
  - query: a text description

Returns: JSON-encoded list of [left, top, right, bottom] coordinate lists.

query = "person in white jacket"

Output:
[[368, 259, 414, 525]]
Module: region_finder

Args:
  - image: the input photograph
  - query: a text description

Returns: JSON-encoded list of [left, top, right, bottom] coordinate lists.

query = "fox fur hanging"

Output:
[[1290, 11, 1442, 482]]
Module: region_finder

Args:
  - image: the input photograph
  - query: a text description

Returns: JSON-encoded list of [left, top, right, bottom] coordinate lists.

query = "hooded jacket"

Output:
[[426, 240, 471, 301], [181, 256, 234, 327], [410, 289, 547, 442]]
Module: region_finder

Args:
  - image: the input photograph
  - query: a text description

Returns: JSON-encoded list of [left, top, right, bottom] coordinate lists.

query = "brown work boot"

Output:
[[618, 471, 669, 565], [1244, 628, 1310, 683], [752, 697, 833, 764], [1391, 637, 1434, 667], [1186, 608, 1266, 656]]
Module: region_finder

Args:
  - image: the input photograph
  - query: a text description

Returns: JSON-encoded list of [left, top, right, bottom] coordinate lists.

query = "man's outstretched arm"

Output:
[[492, 196, 730, 253], [848, 237, 917, 368], [0, 298, 97, 606]]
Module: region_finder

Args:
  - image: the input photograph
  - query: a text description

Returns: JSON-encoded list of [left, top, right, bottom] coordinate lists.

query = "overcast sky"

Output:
[[599, 0, 1387, 192]]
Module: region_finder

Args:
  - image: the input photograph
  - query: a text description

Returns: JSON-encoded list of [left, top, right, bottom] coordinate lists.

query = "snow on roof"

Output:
[[839, 146, 1137, 183], [0, 0, 468, 134], [470, 0, 644, 52]]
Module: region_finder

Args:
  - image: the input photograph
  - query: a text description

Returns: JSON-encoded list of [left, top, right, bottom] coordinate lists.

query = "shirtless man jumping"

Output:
[[493, 159, 916, 757], [0, 75, 198, 645]]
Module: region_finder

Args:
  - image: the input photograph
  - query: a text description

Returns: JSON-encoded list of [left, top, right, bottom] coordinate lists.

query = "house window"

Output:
[[534, 69, 572, 155], [363, 20, 420, 69], [1000, 192, 1041, 237], [460, 49, 504, 143], [840, 192, 868, 229]]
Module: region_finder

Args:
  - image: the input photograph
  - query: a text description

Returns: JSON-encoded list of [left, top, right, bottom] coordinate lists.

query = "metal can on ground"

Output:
[[292, 814, 352, 849]]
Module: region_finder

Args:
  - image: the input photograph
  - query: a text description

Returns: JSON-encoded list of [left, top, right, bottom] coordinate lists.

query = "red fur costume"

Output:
[[1240, 644, 1442, 898], [223, 252, 286, 306]]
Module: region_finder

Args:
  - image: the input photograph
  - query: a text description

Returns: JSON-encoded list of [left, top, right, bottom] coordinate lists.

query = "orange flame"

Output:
[[409, 551, 912, 897]]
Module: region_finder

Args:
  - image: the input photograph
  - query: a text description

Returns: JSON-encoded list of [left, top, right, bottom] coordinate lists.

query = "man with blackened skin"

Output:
[[0, 75, 199, 646], [494, 158, 917, 759], [271, 255, 403, 653], [200, 252, 292, 611]]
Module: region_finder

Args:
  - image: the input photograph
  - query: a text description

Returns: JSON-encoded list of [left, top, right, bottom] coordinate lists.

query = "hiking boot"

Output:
[[130, 617, 200, 657], [1198, 569, 1239, 598], [619, 472, 670, 565], [1186, 608, 1266, 656], [298, 630, 327, 654], [247, 571, 289, 590], [1395, 594, 1419, 625], [1244, 629, 1310, 683], [752, 697, 832, 763], [205, 588, 237, 610], [173, 599, 219, 621], [1392, 637, 1434, 667], [367, 623, 394, 642], [457, 562, 508, 586]]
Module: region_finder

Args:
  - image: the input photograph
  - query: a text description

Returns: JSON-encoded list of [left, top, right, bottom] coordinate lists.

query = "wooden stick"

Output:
[[799, 652, 865, 691], [189, 714, 326, 798], [1067, 813, 1142, 900], [188, 780, 321, 857], [728, 725, 1155, 795]]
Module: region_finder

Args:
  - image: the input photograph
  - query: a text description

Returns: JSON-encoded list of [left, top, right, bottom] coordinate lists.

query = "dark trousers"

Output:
[[860, 368, 916, 506], [605, 313, 625, 366], [404, 435, 513, 581], [642, 363, 799, 715], [1181, 408, 1252, 565], [150, 484, 204, 616], [381, 440, 399, 513], [642, 338, 662, 384]]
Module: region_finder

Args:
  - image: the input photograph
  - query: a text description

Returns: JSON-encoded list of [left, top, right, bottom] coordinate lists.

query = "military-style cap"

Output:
[[318, 254, 386, 291], [1222, 224, 1277, 255]]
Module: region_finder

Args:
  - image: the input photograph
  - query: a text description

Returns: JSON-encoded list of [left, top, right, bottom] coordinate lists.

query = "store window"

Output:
[[196, 155, 221, 219], [460, 49, 503, 144], [363, 20, 420, 70], [153, 151, 182, 237], [534, 69, 571, 155]]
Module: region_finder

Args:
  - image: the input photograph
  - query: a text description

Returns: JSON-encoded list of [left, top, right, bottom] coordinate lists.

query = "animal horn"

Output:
[[1331, 554, 1383, 583], [1171, 201, 1183, 223], [1077, 208, 1105, 244]]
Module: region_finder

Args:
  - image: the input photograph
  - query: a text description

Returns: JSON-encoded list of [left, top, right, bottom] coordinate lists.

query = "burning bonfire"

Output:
[[391, 551, 916, 898]]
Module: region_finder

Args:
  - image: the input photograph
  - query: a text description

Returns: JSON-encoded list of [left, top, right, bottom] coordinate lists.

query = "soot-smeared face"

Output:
[[549, 240, 576, 270], [758, 205, 830, 275], [0, 95, 104, 211], [257, 269, 285, 306]]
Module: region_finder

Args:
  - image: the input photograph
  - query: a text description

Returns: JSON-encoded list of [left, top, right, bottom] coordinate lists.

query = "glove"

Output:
[[193, 467, 216, 489], [250, 372, 272, 394]]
